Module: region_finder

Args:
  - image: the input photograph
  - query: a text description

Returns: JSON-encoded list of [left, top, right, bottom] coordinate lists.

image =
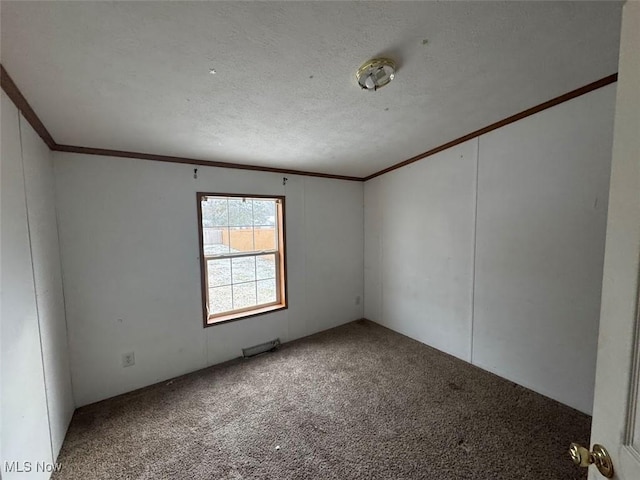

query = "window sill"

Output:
[[205, 303, 287, 327]]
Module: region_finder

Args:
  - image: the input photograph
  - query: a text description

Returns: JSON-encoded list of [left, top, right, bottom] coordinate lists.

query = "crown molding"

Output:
[[1, 64, 56, 149], [0, 64, 362, 182], [1, 63, 617, 183], [53, 144, 362, 181], [364, 73, 618, 181]]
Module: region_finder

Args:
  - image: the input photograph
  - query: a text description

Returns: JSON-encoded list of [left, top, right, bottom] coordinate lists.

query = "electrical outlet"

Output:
[[355, 296, 361, 305], [122, 352, 135, 368]]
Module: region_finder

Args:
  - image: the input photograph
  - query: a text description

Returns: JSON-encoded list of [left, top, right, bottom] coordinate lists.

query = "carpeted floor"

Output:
[[54, 320, 589, 479]]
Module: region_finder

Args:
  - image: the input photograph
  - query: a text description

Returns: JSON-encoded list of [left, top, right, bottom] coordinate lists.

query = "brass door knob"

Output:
[[569, 443, 614, 478]]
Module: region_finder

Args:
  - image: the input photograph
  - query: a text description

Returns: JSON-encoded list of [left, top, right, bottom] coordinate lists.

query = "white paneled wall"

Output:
[[364, 85, 616, 414], [53, 154, 364, 406], [473, 85, 615, 414], [1, 92, 74, 478], [20, 116, 75, 457], [365, 141, 477, 362]]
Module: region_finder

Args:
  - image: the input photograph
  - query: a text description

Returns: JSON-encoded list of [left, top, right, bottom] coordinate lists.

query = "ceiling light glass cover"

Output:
[[356, 58, 396, 91]]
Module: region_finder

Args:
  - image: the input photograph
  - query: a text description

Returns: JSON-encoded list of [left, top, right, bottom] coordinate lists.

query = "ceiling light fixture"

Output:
[[356, 58, 396, 91]]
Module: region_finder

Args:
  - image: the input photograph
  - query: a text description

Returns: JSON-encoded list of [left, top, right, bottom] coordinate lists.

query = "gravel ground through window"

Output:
[[204, 244, 277, 314]]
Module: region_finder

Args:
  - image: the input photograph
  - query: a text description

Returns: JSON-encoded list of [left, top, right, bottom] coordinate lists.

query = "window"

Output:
[[197, 193, 287, 326]]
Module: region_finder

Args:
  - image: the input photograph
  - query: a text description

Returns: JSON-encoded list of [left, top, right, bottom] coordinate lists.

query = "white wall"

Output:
[[1, 91, 74, 478], [364, 141, 477, 361], [364, 84, 616, 414], [472, 84, 615, 414], [53, 153, 364, 406], [20, 115, 76, 456]]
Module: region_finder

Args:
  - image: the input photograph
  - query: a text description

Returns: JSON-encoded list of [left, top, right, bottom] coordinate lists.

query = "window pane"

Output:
[[253, 200, 276, 226], [207, 258, 231, 287], [203, 227, 229, 255], [228, 198, 253, 227], [232, 256, 256, 283], [228, 226, 255, 252], [200, 195, 285, 322], [256, 253, 276, 280], [233, 282, 256, 310], [257, 278, 277, 305], [202, 197, 229, 227], [209, 285, 232, 314]]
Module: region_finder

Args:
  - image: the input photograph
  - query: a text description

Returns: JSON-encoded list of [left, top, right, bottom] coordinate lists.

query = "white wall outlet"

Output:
[[122, 352, 135, 368]]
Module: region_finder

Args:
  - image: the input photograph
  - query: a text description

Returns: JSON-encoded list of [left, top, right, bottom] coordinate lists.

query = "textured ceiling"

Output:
[[0, 1, 623, 177]]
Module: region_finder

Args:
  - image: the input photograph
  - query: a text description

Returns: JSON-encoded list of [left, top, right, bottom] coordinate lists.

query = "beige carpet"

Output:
[[53, 320, 589, 479]]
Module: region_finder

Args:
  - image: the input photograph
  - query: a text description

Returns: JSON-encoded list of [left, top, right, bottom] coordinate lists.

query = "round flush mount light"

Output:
[[356, 58, 396, 91]]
